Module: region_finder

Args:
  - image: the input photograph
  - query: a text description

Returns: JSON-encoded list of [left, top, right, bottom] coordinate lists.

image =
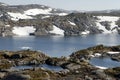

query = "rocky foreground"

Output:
[[0, 45, 120, 80]]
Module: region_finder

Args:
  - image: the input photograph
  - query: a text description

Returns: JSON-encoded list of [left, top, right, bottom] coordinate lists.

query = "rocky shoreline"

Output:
[[0, 45, 120, 80]]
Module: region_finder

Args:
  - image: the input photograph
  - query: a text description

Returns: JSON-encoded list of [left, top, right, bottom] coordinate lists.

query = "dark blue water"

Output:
[[0, 34, 120, 57]]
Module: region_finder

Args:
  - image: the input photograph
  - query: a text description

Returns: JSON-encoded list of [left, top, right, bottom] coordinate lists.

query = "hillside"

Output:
[[0, 2, 120, 36]]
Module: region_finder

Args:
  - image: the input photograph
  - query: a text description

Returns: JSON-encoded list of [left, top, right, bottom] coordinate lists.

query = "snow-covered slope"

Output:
[[6, 4, 68, 21], [95, 16, 120, 33], [8, 12, 33, 21]]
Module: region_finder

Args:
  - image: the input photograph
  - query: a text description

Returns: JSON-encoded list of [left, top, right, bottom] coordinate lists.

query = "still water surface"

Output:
[[0, 34, 120, 57], [90, 57, 120, 68]]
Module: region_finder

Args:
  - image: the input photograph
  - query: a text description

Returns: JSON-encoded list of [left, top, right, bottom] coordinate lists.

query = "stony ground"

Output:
[[0, 45, 120, 80]]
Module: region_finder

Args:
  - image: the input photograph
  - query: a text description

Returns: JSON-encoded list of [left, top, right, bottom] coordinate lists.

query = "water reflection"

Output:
[[11, 64, 63, 72], [90, 57, 120, 68], [95, 34, 119, 46]]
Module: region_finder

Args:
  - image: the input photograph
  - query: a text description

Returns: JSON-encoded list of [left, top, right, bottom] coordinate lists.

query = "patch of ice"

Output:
[[12, 26, 36, 36], [24, 8, 52, 16], [68, 21, 76, 26], [49, 25, 64, 35], [8, 12, 33, 21]]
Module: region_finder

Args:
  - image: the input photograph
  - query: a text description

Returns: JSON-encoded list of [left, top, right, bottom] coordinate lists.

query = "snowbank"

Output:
[[12, 26, 36, 36], [107, 51, 120, 55], [95, 66, 108, 69], [49, 25, 64, 35], [94, 53, 102, 57], [8, 12, 33, 21], [68, 21, 76, 26], [81, 30, 90, 35], [57, 13, 68, 16]]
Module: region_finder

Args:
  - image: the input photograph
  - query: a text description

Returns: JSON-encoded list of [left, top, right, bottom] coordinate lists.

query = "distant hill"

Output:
[[0, 2, 120, 36]]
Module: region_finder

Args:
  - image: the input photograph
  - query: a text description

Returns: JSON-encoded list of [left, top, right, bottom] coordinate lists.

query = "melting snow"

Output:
[[21, 46, 32, 50], [81, 30, 90, 35], [95, 16, 120, 33], [5, 25, 10, 27], [8, 12, 33, 21], [8, 8, 52, 21], [49, 25, 64, 35], [94, 53, 102, 57], [95, 66, 108, 69], [24, 8, 52, 15], [42, 16, 50, 19], [68, 21, 76, 26], [107, 51, 120, 55], [12, 26, 36, 36], [57, 13, 68, 16]]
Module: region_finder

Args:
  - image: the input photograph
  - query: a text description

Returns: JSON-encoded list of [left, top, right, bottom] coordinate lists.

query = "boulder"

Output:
[[2, 73, 31, 80], [45, 57, 67, 66], [111, 56, 120, 62], [62, 63, 81, 71], [0, 72, 6, 79]]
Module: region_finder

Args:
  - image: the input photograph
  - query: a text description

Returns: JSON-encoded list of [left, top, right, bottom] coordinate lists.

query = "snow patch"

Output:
[[94, 53, 102, 57], [21, 46, 32, 50], [95, 66, 108, 69], [0, 14, 3, 17], [107, 51, 120, 55], [81, 30, 90, 35], [42, 16, 50, 19], [5, 25, 10, 27], [68, 21, 76, 26], [24, 8, 52, 15], [56, 13, 68, 16], [95, 16, 120, 33], [12, 26, 36, 36], [49, 25, 64, 35], [8, 12, 33, 21], [97, 16, 119, 22]]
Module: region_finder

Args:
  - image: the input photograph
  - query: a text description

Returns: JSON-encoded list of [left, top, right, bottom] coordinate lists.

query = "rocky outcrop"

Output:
[[0, 45, 120, 79], [0, 50, 49, 67]]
